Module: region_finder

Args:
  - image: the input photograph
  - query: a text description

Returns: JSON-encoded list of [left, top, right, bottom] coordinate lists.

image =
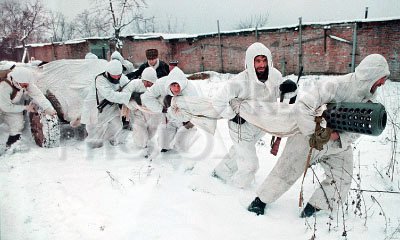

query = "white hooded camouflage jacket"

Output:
[[212, 42, 284, 119], [142, 67, 199, 114], [295, 54, 390, 146]]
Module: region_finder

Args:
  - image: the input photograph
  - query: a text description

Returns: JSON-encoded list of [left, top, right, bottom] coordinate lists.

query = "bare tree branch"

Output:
[[235, 13, 269, 30], [91, 0, 148, 50], [0, 0, 48, 61]]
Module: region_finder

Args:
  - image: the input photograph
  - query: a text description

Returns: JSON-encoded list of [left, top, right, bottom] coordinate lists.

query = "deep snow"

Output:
[[0, 73, 399, 240]]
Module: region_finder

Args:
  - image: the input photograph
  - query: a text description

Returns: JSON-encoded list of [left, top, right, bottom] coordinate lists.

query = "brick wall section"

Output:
[[20, 19, 400, 80], [122, 39, 170, 67], [357, 21, 400, 78], [25, 42, 91, 62]]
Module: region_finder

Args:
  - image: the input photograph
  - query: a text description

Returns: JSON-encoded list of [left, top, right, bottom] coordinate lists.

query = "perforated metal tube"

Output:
[[322, 102, 387, 136]]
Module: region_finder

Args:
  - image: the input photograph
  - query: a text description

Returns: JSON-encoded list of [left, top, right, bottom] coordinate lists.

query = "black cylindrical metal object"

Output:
[[322, 102, 387, 136]]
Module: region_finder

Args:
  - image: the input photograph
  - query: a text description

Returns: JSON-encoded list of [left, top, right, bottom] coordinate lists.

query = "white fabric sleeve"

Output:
[[96, 77, 131, 105], [26, 83, 54, 111], [182, 82, 200, 97], [141, 82, 165, 113], [212, 81, 240, 119], [122, 79, 146, 94], [295, 81, 338, 136], [0, 83, 25, 113]]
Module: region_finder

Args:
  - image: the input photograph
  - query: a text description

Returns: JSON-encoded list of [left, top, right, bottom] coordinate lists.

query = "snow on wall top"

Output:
[[19, 16, 400, 48], [16, 38, 108, 48], [123, 16, 400, 40]]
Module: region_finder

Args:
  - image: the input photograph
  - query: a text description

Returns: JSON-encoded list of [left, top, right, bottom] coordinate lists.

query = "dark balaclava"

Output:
[[105, 73, 120, 84]]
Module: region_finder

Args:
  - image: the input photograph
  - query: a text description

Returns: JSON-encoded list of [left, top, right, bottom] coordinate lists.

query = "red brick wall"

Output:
[[357, 21, 400, 78], [122, 39, 169, 67], [25, 42, 91, 62], [122, 19, 399, 79], [19, 19, 400, 80]]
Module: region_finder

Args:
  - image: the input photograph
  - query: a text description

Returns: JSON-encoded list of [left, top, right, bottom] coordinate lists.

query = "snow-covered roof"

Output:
[[122, 32, 198, 40], [15, 37, 110, 48], [63, 39, 87, 45], [22, 42, 53, 48], [80, 36, 111, 40]]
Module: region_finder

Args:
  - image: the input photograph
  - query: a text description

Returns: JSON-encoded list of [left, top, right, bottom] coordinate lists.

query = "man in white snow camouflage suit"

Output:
[[123, 67, 163, 157], [211, 42, 287, 189], [110, 51, 134, 75], [0, 66, 56, 152], [84, 60, 137, 148], [248, 54, 390, 217], [141, 67, 198, 153]]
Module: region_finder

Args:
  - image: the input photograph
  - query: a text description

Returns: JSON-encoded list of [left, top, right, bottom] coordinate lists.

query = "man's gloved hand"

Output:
[[126, 72, 136, 80], [230, 114, 246, 125], [162, 95, 173, 113], [163, 95, 173, 109], [131, 92, 144, 105], [309, 126, 333, 151], [183, 121, 194, 129], [70, 117, 81, 128], [279, 79, 297, 94]]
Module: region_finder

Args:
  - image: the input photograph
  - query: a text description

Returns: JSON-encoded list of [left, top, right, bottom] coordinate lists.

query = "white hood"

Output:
[[8, 67, 35, 85], [85, 52, 98, 59], [244, 42, 273, 84], [354, 54, 390, 100], [164, 67, 188, 96], [111, 51, 124, 62], [141, 67, 158, 83]]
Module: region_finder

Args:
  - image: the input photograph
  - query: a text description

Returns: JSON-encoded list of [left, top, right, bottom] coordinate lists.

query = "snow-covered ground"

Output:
[[0, 73, 399, 240]]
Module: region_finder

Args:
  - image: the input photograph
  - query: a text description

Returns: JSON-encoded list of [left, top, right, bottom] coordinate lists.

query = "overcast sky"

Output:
[[45, 0, 400, 34]]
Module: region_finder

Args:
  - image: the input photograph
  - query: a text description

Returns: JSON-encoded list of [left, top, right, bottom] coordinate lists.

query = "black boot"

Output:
[[6, 134, 21, 148], [122, 117, 131, 130], [300, 203, 320, 218], [247, 197, 266, 215]]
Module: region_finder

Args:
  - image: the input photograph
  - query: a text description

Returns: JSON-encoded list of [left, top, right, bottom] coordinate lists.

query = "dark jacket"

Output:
[[126, 60, 169, 80]]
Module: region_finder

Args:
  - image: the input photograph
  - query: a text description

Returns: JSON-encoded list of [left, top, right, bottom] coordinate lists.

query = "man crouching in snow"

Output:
[[122, 67, 163, 157], [0, 67, 56, 153], [83, 60, 137, 148], [141, 67, 198, 153], [247, 54, 390, 217], [211, 42, 285, 189]]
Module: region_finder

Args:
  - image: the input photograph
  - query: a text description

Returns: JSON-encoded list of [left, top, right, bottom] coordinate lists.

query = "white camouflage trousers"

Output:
[[0, 111, 24, 135], [131, 110, 162, 148], [257, 134, 353, 211], [86, 115, 123, 148], [157, 116, 197, 151], [214, 121, 265, 189]]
